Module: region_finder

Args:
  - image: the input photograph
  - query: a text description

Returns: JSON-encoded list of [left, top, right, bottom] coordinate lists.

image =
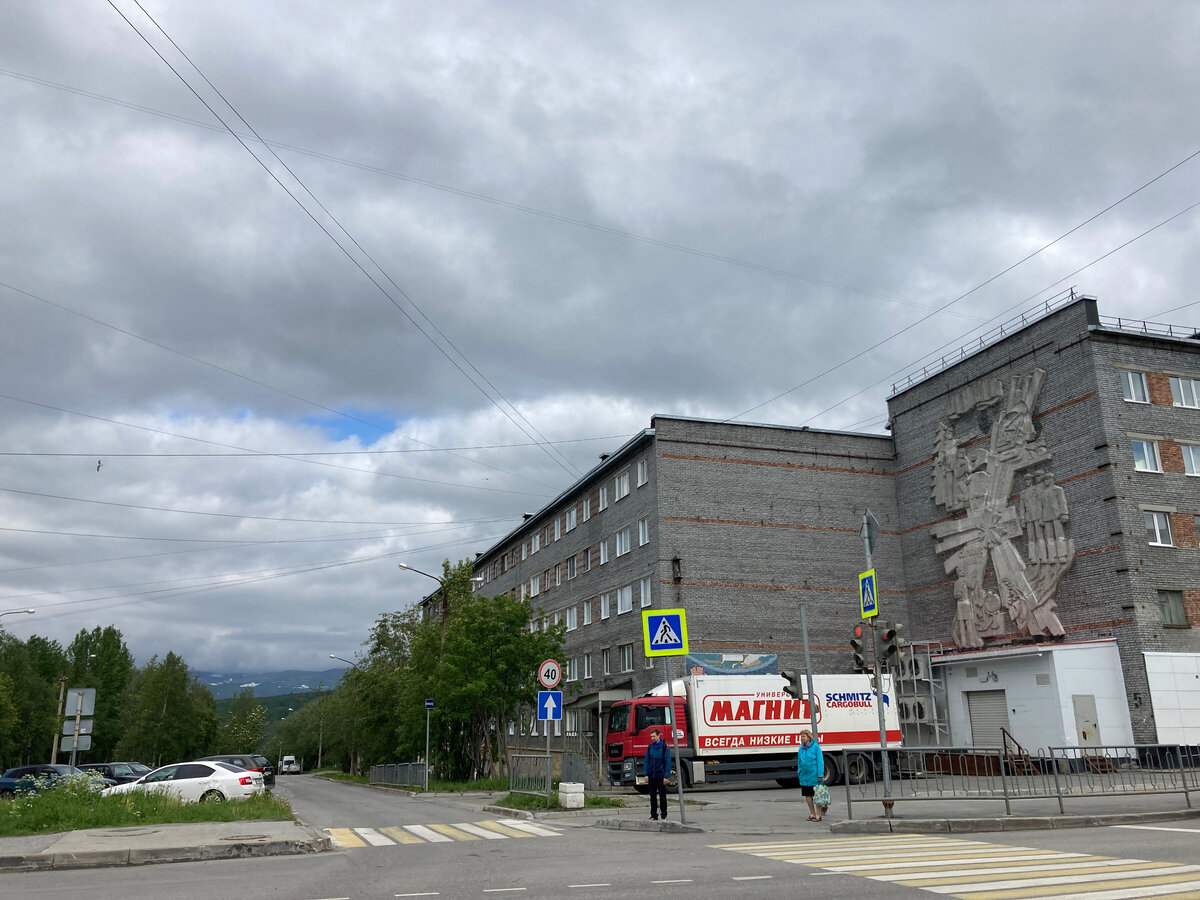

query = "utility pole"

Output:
[[50, 674, 67, 763], [861, 509, 892, 803]]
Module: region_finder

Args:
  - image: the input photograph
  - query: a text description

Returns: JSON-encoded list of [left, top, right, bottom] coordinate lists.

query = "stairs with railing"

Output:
[[1001, 727, 1042, 776]]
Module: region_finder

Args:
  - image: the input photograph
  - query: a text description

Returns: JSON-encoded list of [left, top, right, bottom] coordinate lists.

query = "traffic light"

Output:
[[851, 623, 869, 670], [879, 621, 903, 665], [781, 670, 801, 699]]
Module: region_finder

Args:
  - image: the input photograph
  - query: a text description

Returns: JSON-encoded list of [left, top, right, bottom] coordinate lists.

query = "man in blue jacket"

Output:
[[643, 728, 672, 820]]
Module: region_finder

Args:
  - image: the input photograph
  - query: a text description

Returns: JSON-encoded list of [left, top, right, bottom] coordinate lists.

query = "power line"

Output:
[[111, 1, 582, 481]]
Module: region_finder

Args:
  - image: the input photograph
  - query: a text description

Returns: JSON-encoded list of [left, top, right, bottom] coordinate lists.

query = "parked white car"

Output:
[[102, 760, 264, 803]]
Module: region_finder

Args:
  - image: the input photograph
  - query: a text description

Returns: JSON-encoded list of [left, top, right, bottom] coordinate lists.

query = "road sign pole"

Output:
[[663, 657, 686, 825], [800, 603, 819, 745], [424, 706, 430, 792], [863, 510, 892, 804]]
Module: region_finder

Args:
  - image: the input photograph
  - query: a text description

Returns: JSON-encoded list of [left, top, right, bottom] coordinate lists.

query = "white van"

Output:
[[281, 755, 300, 774]]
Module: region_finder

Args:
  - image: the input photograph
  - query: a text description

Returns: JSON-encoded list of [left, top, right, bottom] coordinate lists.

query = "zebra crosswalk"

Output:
[[326, 818, 562, 849], [712, 834, 1200, 899]]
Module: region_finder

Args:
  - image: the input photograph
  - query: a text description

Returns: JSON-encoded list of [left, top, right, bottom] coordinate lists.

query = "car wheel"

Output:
[[199, 790, 225, 803]]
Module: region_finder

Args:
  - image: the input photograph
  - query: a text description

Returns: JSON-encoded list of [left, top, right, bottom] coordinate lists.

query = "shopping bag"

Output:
[[814, 783, 831, 807]]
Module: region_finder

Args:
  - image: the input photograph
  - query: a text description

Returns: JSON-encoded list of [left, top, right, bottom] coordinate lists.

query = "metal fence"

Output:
[[369, 762, 426, 789], [509, 753, 552, 800], [840, 744, 1200, 819]]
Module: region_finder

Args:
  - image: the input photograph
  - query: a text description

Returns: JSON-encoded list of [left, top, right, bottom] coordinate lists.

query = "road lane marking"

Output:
[[395, 894, 440, 898], [714, 834, 1200, 899], [650, 880, 693, 884], [1115, 825, 1200, 834], [379, 826, 426, 844], [426, 823, 480, 841], [567, 884, 612, 888], [495, 818, 561, 837], [452, 822, 509, 840], [326, 828, 366, 848], [402, 824, 454, 842], [731, 876, 773, 881], [475, 819, 536, 838], [353, 827, 395, 846]]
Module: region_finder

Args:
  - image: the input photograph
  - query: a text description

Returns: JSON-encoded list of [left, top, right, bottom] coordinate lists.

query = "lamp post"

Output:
[[398, 563, 482, 625], [0, 608, 35, 621], [329, 655, 360, 775], [329, 654, 360, 670]]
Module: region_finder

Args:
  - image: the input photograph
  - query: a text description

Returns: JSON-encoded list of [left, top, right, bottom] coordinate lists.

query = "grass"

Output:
[[495, 791, 626, 811], [0, 776, 294, 837]]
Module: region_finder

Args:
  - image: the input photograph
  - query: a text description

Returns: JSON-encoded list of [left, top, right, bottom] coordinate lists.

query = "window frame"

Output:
[[616, 528, 631, 556], [616, 585, 633, 614], [1132, 439, 1162, 473], [1145, 510, 1174, 546], [598, 486, 608, 511], [602, 648, 611, 675], [565, 606, 577, 631], [1170, 375, 1200, 408], [638, 517, 650, 546], [600, 592, 611, 619], [530, 573, 541, 597], [583, 654, 592, 679], [599, 540, 609, 565], [1159, 589, 1186, 626], [1182, 444, 1200, 476], [615, 471, 631, 501], [619, 643, 634, 672], [636, 458, 648, 486], [1120, 370, 1149, 403], [582, 598, 593, 626], [640, 576, 653, 608]]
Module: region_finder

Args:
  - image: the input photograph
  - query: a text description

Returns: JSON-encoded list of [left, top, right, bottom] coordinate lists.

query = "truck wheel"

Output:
[[823, 753, 843, 786], [845, 753, 874, 785]]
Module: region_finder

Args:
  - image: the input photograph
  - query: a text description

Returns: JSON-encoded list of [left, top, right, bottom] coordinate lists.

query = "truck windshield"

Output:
[[636, 705, 671, 731], [608, 706, 630, 733]]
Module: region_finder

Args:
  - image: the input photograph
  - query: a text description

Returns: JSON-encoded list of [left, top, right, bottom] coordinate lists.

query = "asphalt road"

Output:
[[4, 776, 1200, 899]]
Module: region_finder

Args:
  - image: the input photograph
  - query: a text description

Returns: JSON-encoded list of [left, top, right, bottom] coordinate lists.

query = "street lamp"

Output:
[[0, 608, 36, 620], [329, 653, 361, 670], [398, 563, 482, 625]]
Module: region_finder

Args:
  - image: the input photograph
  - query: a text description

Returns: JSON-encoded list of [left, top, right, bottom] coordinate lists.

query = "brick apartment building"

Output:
[[470, 295, 1200, 755]]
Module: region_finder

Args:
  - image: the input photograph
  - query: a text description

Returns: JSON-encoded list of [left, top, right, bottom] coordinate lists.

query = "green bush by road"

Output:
[[0, 777, 293, 837]]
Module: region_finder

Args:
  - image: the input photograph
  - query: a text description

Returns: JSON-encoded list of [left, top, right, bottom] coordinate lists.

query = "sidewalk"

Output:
[[1, 788, 1196, 871], [0, 820, 330, 872]]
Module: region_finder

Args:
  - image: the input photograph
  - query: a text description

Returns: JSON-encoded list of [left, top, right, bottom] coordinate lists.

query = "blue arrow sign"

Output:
[[424, 698, 434, 710], [537, 690, 563, 721]]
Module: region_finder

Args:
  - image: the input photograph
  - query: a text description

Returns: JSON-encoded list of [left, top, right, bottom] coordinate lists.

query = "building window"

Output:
[[583, 654, 592, 679], [521, 543, 527, 561], [567, 556, 577, 579], [1132, 439, 1162, 472], [1159, 589, 1186, 626], [530, 574, 541, 597], [598, 486, 609, 511], [616, 528, 631, 556], [640, 576, 653, 607], [1145, 511, 1174, 546], [645, 652, 655, 669], [637, 458, 648, 486], [599, 540, 609, 565], [1121, 370, 1149, 403], [600, 592, 611, 619], [566, 508, 577, 531], [619, 644, 634, 672], [617, 585, 633, 614], [520, 583, 529, 601], [615, 472, 631, 501], [1170, 375, 1200, 408], [554, 518, 561, 541], [565, 606, 577, 631], [582, 496, 591, 521], [1182, 444, 1200, 476], [580, 551, 590, 573], [583, 599, 593, 626], [602, 648, 611, 675], [530, 533, 540, 554], [565, 657, 578, 682], [638, 517, 650, 546]]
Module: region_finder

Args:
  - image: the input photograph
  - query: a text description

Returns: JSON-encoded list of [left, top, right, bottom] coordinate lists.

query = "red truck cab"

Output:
[[606, 695, 688, 787]]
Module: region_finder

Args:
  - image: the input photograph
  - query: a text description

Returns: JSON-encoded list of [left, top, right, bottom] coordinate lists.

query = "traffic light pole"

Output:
[[862, 513, 893, 804], [799, 603, 818, 744]]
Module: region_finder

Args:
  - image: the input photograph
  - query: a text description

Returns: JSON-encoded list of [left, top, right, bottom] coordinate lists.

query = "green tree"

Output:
[[0, 672, 19, 766], [219, 688, 268, 752], [115, 652, 217, 766], [0, 633, 67, 766], [66, 626, 135, 762]]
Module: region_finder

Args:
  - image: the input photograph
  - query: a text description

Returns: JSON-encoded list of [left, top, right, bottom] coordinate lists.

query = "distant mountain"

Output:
[[191, 668, 348, 701]]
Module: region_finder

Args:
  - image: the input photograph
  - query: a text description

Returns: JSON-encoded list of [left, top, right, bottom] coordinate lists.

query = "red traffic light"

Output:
[[853, 622, 865, 640]]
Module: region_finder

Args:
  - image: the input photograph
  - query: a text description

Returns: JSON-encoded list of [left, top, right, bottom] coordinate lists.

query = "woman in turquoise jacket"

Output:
[[796, 729, 825, 821]]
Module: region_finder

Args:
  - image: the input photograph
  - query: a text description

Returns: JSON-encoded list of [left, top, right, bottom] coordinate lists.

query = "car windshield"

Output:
[[608, 705, 630, 733], [129, 763, 152, 774]]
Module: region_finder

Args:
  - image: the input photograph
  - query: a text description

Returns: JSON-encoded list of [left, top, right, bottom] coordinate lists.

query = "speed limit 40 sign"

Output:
[[537, 659, 561, 689]]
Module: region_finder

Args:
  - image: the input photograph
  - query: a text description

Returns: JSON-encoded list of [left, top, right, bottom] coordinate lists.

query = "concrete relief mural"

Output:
[[930, 369, 1074, 648]]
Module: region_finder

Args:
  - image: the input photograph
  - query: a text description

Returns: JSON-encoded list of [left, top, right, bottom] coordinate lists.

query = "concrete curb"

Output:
[[593, 817, 704, 834], [831, 807, 1200, 835]]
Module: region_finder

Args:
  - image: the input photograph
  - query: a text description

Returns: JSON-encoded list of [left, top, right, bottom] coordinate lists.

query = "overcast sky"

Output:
[[1, 1, 1197, 674]]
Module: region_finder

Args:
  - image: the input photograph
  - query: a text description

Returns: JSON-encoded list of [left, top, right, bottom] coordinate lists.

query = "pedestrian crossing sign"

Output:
[[859, 569, 879, 618], [643, 608, 688, 657]]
